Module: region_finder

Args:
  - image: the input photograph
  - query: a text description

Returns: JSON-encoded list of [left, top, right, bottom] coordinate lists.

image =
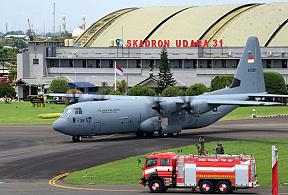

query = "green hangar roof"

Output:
[[75, 3, 288, 47]]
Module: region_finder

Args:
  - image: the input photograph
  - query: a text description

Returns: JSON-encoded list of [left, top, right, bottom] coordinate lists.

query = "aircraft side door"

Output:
[[91, 122, 101, 135]]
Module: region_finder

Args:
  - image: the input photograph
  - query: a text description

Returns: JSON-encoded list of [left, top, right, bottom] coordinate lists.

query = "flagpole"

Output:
[[114, 61, 117, 91]]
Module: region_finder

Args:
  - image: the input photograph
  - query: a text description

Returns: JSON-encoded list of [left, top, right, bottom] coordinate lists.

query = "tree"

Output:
[[0, 83, 16, 101], [97, 82, 113, 95], [157, 47, 176, 94], [48, 79, 70, 93], [111, 80, 128, 95], [8, 66, 17, 83], [63, 89, 83, 105], [210, 76, 230, 91], [162, 86, 181, 97], [126, 85, 156, 96], [264, 72, 288, 94], [185, 83, 209, 96]]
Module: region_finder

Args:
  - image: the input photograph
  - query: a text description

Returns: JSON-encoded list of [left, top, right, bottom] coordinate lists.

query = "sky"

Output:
[[1, 0, 287, 34]]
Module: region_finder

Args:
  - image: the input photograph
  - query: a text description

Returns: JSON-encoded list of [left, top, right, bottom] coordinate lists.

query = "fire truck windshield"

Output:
[[146, 158, 158, 168]]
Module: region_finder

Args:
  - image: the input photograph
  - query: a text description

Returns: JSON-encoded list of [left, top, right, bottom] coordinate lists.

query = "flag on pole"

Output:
[[115, 64, 124, 76], [272, 145, 278, 195]]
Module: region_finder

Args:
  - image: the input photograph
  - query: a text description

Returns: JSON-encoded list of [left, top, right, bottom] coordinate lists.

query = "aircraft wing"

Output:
[[46, 93, 81, 98], [207, 100, 282, 106], [248, 93, 288, 98]]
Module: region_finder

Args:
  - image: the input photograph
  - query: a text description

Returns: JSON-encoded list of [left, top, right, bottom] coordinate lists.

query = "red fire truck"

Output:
[[139, 152, 259, 193]]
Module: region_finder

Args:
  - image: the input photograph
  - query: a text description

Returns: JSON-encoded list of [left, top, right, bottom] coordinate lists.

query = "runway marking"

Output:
[[49, 173, 144, 192], [49, 173, 288, 194], [0, 134, 115, 158]]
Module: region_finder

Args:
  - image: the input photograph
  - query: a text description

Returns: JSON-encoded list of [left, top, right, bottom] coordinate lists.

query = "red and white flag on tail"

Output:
[[115, 64, 124, 76], [248, 56, 254, 63]]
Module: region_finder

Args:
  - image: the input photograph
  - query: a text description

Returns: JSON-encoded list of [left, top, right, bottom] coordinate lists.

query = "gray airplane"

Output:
[[51, 37, 288, 142]]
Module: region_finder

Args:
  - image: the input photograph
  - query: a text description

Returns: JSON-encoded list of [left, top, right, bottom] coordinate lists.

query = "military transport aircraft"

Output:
[[50, 37, 288, 142]]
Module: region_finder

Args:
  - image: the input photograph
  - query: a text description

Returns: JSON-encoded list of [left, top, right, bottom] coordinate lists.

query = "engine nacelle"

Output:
[[78, 94, 95, 102], [190, 101, 215, 114], [161, 125, 182, 134], [159, 101, 181, 114], [139, 117, 161, 132]]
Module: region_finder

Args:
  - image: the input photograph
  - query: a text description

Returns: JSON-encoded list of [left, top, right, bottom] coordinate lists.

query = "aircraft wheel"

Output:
[[135, 132, 144, 137], [149, 179, 164, 193], [77, 135, 83, 142], [160, 133, 169, 138], [169, 132, 179, 137], [199, 180, 214, 194], [145, 132, 154, 137], [72, 136, 78, 142], [216, 181, 231, 194]]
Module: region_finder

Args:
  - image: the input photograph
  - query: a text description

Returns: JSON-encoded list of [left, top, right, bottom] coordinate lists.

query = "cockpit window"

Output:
[[72, 107, 83, 115], [64, 109, 73, 114]]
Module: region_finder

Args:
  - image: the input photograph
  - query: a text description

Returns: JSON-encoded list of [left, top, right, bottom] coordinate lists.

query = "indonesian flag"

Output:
[[248, 56, 254, 63], [115, 64, 124, 76]]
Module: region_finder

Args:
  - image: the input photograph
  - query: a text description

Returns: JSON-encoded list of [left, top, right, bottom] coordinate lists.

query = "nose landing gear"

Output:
[[72, 135, 83, 142]]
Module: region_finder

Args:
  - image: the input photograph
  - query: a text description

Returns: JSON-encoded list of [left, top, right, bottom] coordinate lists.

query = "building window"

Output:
[[33, 59, 39, 64], [109, 60, 113, 68], [178, 60, 182, 68], [82, 60, 86, 68], [96, 60, 100, 68], [267, 59, 271, 68], [207, 60, 212, 68], [137, 59, 141, 68], [222, 60, 226, 68]]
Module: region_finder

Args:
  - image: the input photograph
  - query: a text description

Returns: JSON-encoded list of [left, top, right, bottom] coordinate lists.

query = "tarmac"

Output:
[[0, 117, 287, 195]]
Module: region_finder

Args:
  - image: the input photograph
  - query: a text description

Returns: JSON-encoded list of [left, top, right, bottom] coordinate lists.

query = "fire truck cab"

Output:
[[139, 152, 259, 193]]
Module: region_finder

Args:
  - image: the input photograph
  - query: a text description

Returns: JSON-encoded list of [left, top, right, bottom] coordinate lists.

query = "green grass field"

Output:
[[222, 106, 288, 120], [64, 139, 288, 187], [0, 101, 66, 125]]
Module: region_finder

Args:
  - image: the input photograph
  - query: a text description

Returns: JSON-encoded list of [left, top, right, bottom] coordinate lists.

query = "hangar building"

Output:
[[17, 3, 288, 98]]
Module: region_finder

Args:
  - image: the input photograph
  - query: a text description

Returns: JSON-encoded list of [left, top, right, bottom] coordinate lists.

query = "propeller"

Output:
[[181, 96, 193, 113], [151, 100, 161, 114], [69, 93, 78, 104]]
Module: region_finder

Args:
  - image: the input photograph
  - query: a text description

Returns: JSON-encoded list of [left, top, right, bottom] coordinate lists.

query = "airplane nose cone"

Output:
[[53, 119, 65, 134]]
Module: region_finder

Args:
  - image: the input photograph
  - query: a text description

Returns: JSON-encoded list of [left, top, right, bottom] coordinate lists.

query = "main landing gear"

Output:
[[135, 131, 179, 138], [72, 135, 83, 142]]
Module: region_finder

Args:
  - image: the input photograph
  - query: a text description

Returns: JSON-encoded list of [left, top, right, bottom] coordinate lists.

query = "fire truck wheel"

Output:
[[199, 180, 214, 194], [149, 179, 164, 193], [216, 181, 231, 194]]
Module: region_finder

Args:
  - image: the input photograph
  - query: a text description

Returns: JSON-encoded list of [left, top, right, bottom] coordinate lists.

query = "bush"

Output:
[[185, 83, 209, 96], [264, 72, 288, 94], [0, 83, 16, 98], [63, 89, 83, 105], [162, 86, 182, 97], [127, 85, 156, 96], [48, 79, 70, 93], [38, 113, 62, 119], [210, 76, 230, 91]]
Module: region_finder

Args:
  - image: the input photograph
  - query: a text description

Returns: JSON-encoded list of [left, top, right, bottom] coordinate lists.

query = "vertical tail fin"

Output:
[[230, 36, 266, 93], [208, 36, 266, 95]]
